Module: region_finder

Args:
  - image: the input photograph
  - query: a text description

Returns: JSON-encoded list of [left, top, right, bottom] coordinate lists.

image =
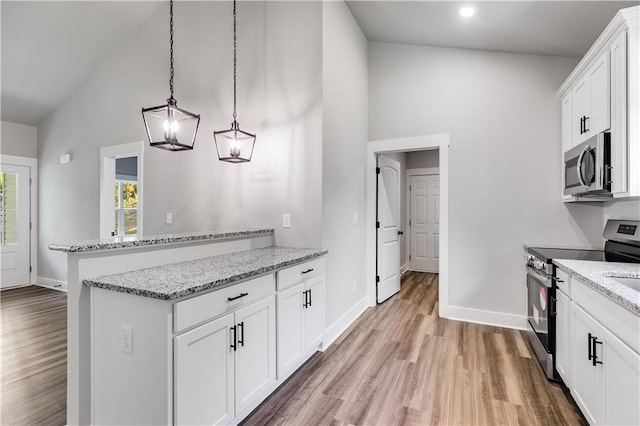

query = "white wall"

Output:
[[37, 1, 322, 282], [407, 149, 439, 169], [1, 121, 37, 158], [322, 1, 369, 335], [369, 42, 604, 326]]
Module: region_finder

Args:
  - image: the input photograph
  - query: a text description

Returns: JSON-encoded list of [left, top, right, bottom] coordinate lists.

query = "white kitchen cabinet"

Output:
[[603, 324, 640, 426], [175, 313, 235, 425], [555, 289, 571, 387], [572, 76, 591, 145], [276, 269, 325, 380], [588, 52, 611, 137], [234, 295, 276, 415], [572, 52, 610, 145], [570, 302, 605, 425], [557, 6, 639, 200], [175, 294, 276, 424], [610, 30, 628, 195], [304, 274, 324, 351]]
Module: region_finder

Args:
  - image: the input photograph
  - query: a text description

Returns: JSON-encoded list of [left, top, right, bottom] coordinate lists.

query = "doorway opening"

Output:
[[0, 155, 37, 289], [100, 142, 143, 239], [367, 134, 449, 316]]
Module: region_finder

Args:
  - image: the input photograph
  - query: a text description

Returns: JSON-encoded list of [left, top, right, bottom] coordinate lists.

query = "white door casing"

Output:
[[376, 155, 401, 303], [0, 163, 30, 288], [410, 174, 440, 272]]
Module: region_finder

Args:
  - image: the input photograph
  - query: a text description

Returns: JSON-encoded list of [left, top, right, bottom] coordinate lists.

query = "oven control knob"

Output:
[[534, 260, 545, 270]]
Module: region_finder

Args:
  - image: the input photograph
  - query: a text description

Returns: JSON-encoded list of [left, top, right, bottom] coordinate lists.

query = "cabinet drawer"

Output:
[[174, 274, 275, 333], [277, 258, 325, 291], [555, 267, 571, 295]]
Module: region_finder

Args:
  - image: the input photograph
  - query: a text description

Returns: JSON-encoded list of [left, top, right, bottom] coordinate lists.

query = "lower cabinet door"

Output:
[[304, 274, 325, 352], [174, 312, 235, 425], [276, 283, 305, 378], [603, 326, 640, 426], [570, 303, 605, 425], [234, 295, 276, 416], [555, 290, 571, 386]]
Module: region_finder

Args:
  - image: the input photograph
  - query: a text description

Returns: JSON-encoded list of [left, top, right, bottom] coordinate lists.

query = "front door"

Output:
[[376, 155, 401, 303], [1, 164, 30, 288], [410, 174, 440, 272]]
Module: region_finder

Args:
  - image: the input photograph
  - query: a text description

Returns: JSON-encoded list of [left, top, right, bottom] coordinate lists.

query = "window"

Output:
[[113, 180, 138, 237], [0, 172, 18, 245]]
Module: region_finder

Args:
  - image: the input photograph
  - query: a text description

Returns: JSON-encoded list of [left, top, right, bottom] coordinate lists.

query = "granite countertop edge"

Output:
[[49, 228, 274, 253], [554, 260, 640, 316], [83, 248, 328, 300]]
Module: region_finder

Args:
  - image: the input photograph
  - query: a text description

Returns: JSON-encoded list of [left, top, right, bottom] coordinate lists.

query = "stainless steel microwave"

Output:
[[563, 132, 612, 197]]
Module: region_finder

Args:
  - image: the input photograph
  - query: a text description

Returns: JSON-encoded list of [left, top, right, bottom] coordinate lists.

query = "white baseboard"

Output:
[[37, 276, 68, 292], [322, 297, 368, 351], [400, 262, 408, 275], [442, 304, 527, 330]]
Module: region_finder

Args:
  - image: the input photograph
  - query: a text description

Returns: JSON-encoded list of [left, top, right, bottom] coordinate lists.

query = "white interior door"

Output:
[[1, 164, 30, 288], [410, 174, 440, 272], [377, 155, 401, 303]]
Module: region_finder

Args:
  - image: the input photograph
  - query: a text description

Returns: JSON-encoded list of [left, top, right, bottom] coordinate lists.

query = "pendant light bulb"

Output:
[[213, 0, 256, 163], [141, 0, 200, 151]]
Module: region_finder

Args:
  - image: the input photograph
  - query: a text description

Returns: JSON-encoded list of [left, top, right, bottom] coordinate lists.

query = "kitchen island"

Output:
[[49, 229, 327, 425]]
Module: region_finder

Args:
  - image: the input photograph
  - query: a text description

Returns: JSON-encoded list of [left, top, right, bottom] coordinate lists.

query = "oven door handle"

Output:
[[577, 144, 591, 191], [526, 266, 553, 285]]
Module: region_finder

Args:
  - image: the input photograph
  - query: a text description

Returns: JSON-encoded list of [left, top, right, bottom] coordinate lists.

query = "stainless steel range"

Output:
[[525, 219, 640, 381]]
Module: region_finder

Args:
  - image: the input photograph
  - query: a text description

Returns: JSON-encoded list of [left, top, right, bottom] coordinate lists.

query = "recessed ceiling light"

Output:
[[458, 6, 476, 18]]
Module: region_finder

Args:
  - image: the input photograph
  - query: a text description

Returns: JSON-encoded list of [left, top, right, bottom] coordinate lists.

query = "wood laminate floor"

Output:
[[1, 286, 67, 426], [244, 271, 586, 426]]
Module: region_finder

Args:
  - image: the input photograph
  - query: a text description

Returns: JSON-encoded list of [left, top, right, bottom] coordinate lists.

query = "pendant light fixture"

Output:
[[214, 0, 256, 163], [142, 0, 200, 151]]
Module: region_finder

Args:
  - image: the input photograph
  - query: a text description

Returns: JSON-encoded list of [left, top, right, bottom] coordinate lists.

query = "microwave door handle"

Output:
[[577, 145, 590, 190]]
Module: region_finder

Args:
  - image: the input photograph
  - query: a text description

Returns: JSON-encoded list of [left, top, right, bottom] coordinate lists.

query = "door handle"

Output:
[[301, 268, 314, 275], [230, 325, 237, 351], [308, 289, 312, 307], [584, 116, 590, 133], [397, 231, 404, 236], [588, 333, 593, 361], [237, 322, 244, 347], [227, 292, 248, 302], [303, 290, 309, 308], [592, 336, 603, 366]]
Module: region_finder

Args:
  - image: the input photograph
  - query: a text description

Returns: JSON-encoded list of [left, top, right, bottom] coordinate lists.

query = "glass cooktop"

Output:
[[527, 247, 606, 263]]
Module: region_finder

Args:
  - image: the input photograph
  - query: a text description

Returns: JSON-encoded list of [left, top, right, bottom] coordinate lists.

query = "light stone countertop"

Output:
[[49, 228, 273, 253], [83, 246, 327, 300], [554, 259, 640, 316]]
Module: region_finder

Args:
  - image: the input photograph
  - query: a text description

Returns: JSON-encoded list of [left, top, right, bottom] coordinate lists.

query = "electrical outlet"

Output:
[[166, 212, 173, 224], [283, 214, 291, 228], [352, 212, 358, 225], [121, 325, 133, 354]]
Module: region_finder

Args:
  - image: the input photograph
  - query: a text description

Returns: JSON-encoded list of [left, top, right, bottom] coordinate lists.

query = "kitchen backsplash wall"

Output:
[[603, 200, 640, 225], [37, 1, 322, 283]]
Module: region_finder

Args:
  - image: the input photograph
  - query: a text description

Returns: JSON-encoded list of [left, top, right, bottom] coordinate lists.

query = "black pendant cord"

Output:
[[169, 0, 175, 100], [232, 0, 237, 124]]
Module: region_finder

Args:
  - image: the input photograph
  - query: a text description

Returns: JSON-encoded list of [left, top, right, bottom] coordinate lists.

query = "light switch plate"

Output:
[[121, 325, 133, 354], [283, 214, 291, 228], [166, 213, 173, 224]]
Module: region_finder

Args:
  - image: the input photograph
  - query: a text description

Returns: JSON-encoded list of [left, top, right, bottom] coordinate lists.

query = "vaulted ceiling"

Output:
[[2, 1, 637, 127]]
